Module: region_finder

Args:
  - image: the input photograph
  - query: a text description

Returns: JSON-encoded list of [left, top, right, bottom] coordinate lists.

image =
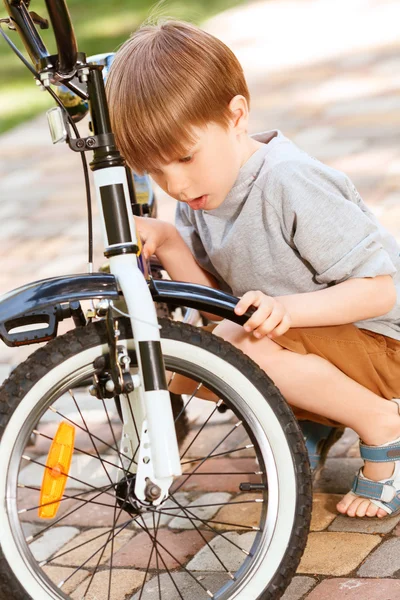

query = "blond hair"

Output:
[[106, 19, 250, 173]]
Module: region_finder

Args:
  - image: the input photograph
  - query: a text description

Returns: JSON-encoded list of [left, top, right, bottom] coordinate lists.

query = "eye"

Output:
[[179, 155, 194, 164]]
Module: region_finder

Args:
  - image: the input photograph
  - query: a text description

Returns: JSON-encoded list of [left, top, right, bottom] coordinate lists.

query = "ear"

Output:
[[228, 95, 249, 134]]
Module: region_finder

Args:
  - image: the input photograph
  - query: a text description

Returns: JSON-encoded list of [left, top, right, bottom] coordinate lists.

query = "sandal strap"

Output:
[[360, 400, 400, 462], [360, 439, 400, 462], [352, 471, 400, 511]]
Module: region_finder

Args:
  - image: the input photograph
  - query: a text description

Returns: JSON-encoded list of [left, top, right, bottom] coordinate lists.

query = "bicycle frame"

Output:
[[0, 0, 255, 503]]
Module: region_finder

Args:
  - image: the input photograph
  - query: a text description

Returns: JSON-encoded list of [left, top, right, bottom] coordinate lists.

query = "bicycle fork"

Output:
[[88, 66, 181, 504]]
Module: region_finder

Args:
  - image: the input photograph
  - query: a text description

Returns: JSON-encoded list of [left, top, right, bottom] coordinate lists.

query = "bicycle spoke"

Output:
[[172, 421, 244, 494], [137, 512, 160, 600], [168, 494, 252, 556], [180, 400, 222, 460], [136, 518, 200, 599], [155, 499, 263, 511], [69, 389, 116, 487], [31, 429, 127, 477], [180, 445, 254, 466], [170, 493, 234, 579], [47, 405, 133, 465], [24, 483, 116, 545], [148, 506, 259, 530], [173, 383, 202, 424], [20, 455, 117, 499]]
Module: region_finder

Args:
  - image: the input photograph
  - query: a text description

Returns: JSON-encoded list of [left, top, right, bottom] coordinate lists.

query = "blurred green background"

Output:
[[0, 0, 245, 133]]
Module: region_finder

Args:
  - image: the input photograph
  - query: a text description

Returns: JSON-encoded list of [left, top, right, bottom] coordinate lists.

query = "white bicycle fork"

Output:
[[93, 166, 182, 504]]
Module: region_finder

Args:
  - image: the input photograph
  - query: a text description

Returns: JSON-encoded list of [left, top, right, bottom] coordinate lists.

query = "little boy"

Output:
[[106, 20, 400, 519]]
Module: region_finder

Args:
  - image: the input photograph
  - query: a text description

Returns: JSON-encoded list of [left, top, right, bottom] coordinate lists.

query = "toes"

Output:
[[355, 499, 372, 517], [366, 502, 380, 517], [337, 492, 356, 514], [377, 507, 389, 518], [346, 496, 366, 517]]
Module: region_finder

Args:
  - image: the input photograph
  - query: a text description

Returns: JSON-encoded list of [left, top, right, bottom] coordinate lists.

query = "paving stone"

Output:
[[71, 568, 145, 600], [211, 492, 263, 531], [310, 493, 343, 531], [58, 490, 120, 528], [186, 531, 256, 571], [29, 526, 80, 562], [313, 458, 363, 494], [297, 532, 380, 575], [168, 492, 232, 529], [112, 528, 214, 569], [172, 458, 261, 493], [43, 565, 90, 595], [131, 571, 231, 600], [306, 577, 400, 599], [281, 576, 318, 600], [329, 511, 400, 534], [53, 527, 134, 567], [327, 428, 359, 458], [357, 537, 400, 577]]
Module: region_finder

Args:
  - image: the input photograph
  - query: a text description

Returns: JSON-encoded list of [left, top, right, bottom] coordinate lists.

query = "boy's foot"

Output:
[[337, 400, 400, 518]]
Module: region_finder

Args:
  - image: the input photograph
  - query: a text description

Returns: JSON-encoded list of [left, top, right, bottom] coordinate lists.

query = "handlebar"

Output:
[[45, 0, 77, 75], [3, 0, 78, 76]]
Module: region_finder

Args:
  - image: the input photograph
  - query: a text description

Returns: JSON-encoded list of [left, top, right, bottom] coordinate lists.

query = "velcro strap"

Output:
[[352, 473, 396, 502], [360, 440, 400, 462]]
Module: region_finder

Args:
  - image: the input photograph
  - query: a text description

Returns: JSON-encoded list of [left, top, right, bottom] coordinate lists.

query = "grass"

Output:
[[0, 0, 246, 134]]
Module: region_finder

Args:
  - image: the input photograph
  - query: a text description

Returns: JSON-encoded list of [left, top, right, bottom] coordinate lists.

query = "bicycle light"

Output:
[[39, 421, 75, 519]]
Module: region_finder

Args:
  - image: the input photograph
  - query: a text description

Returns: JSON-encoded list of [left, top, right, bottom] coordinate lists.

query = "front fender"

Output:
[[0, 273, 119, 347], [150, 279, 253, 325], [0, 274, 252, 348]]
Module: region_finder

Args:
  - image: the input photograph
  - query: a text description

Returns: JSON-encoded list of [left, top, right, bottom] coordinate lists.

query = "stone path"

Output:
[[1, 0, 400, 597]]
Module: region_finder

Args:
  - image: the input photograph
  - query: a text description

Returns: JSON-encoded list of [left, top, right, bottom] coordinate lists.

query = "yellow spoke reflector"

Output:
[[39, 421, 75, 519]]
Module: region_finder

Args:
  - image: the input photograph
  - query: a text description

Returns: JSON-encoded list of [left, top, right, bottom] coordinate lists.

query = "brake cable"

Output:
[[0, 23, 94, 272]]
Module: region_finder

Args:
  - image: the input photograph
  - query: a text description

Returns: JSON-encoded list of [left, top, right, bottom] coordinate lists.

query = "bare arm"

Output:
[[277, 275, 396, 328], [136, 217, 222, 320], [235, 275, 397, 339]]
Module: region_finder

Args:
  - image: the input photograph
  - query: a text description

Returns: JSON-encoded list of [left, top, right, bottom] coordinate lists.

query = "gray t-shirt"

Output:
[[175, 129, 400, 341]]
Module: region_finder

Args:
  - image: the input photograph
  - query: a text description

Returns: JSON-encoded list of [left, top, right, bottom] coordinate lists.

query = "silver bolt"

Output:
[[88, 385, 98, 397], [105, 379, 115, 392], [95, 299, 109, 316]]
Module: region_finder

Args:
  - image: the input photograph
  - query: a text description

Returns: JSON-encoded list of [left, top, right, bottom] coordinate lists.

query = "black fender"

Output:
[[149, 279, 253, 325], [0, 273, 119, 347], [0, 274, 252, 348]]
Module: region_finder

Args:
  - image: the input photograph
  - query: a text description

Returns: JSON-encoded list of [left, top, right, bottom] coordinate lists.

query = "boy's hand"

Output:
[[135, 217, 176, 260], [234, 290, 292, 339]]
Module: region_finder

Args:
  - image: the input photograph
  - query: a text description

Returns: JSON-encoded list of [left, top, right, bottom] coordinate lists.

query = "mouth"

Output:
[[186, 194, 208, 210]]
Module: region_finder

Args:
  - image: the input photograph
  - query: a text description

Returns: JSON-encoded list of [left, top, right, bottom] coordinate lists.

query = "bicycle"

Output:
[[0, 2, 312, 599]]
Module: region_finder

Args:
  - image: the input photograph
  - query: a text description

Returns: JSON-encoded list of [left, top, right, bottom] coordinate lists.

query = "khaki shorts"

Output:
[[273, 324, 400, 426]]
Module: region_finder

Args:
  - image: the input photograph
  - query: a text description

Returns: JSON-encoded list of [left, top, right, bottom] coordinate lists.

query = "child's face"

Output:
[[147, 121, 244, 211]]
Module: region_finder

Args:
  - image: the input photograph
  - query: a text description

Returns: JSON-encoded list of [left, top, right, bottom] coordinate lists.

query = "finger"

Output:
[[243, 304, 275, 333], [234, 291, 261, 315], [252, 308, 285, 338], [142, 239, 156, 260], [267, 314, 291, 339]]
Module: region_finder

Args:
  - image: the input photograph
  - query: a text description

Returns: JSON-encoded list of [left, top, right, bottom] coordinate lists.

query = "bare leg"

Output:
[[211, 320, 400, 518]]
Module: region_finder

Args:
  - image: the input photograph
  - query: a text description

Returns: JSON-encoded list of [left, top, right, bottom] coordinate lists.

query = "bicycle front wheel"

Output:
[[0, 318, 311, 600]]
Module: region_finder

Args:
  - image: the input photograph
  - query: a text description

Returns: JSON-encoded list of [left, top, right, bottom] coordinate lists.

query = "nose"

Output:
[[165, 168, 190, 199]]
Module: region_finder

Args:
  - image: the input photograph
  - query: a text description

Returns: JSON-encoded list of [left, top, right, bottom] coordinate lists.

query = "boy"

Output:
[[106, 20, 400, 519]]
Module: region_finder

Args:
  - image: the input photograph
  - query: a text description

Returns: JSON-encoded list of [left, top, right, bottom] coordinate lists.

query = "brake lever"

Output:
[[30, 11, 49, 30]]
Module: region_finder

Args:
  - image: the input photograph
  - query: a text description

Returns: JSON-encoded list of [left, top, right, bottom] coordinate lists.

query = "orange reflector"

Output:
[[39, 421, 75, 519]]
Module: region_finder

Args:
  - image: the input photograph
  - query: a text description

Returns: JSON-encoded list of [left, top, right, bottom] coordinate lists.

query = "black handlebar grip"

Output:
[[45, 0, 77, 75]]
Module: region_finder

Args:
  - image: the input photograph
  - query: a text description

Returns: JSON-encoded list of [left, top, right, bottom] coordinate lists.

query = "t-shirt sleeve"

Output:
[[270, 161, 397, 285], [175, 202, 232, 291]]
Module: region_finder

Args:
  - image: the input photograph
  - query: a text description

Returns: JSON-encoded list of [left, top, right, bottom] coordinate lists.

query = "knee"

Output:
[[212, 320, 284, 364]]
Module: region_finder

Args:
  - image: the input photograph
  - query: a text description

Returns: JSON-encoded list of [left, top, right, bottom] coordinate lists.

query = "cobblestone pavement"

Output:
[[1, 0, 400, 597]]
